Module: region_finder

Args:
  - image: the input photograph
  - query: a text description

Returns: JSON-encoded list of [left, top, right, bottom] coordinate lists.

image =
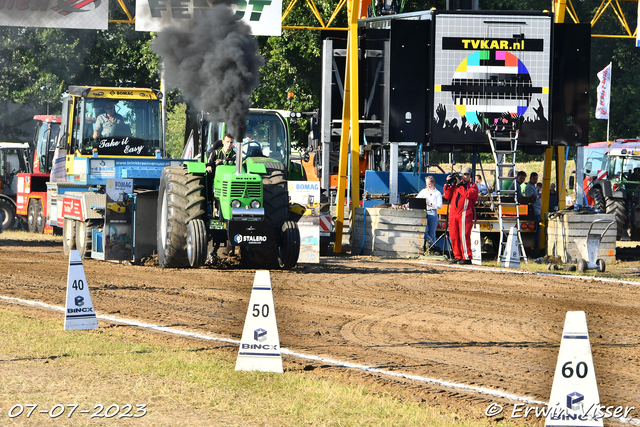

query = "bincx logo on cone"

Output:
[[545, 311, 603, 427], [501, 227, 521, 268], [64, 250, 99, 331], [235, 270, 283, 373]]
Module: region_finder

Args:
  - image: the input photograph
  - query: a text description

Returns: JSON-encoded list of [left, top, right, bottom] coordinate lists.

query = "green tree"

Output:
[[166, 101, 187, 159], [0, 20, 158, 141]]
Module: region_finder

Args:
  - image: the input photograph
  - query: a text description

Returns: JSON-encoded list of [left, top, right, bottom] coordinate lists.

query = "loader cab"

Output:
[[32, 115, 61, 174], [609, 149, 640, 182], [0, 143, 30, 197], [60, 86, 163, 157]]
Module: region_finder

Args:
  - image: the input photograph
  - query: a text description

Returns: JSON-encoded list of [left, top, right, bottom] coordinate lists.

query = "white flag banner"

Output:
[[595, 63, 611, 120], [0, 0, 108, 30], [637, 1, 640, 47], [135, 0, 283, 36], [181, 130, 195, 160]]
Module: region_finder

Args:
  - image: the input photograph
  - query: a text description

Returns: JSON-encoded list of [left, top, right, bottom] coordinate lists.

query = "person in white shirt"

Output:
[[475, 174, 489, 195], [417, 175, 443, 252]]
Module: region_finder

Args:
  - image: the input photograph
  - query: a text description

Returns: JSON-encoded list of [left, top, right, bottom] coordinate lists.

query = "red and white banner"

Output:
[[595, 63, 612, 120], [319, 215, 332, 232], [0, 0, 108, 29]]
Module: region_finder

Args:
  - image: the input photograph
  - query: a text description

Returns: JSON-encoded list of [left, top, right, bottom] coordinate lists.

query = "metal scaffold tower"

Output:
[[487, 129, 528, 266]]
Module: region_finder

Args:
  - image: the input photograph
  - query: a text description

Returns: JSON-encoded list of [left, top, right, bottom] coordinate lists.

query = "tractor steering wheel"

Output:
[[242, 140, 263, 158]]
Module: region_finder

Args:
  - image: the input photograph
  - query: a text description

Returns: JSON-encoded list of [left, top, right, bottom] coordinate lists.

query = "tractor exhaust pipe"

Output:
[[235, 140, 242, 175]]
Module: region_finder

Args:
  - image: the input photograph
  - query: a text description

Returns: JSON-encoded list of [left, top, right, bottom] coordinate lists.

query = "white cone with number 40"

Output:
[[64, 250, 98, 331], [235, 270, 283, 373], [545, 311, 602, 426]]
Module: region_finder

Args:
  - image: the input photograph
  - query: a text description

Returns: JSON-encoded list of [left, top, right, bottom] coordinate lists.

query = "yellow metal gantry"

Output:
[[332, 0, 360, 252], [110, 0, 640, 39]]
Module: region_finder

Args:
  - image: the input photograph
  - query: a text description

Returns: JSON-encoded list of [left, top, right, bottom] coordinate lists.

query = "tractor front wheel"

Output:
[[0, 198, 16, 231], [588, 186, 605, 213], [28, 199, 45, 233], [606, 197, 626, 240], [187, 219, 207, 268], [278, 220, 300, 269]]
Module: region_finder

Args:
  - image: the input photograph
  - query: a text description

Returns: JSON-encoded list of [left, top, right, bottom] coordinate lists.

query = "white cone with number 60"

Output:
[[545, 311, 602, 426], [64, 250, 98, 331], [235, 270, 283, 373]]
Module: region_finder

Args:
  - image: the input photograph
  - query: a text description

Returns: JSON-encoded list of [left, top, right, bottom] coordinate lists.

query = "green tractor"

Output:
[[585, 145, 640, 240], [156, 109, 304, 269]]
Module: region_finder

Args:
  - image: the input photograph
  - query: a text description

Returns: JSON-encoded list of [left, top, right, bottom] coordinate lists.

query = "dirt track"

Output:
[[1, 237, 640, 423]]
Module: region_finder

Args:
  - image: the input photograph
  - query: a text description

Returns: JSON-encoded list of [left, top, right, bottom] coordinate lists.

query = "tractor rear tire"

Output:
[[278, 220, 300, 269], [28, 200, 44, 233], [157, 166, 207, 268], [263, 170, 290, 223], [242, 169, 300, 270], [606, 197, 626, 240], [0, 198, 16, 231], [588, 186, 605, 213], [187, 219, 207, 268]]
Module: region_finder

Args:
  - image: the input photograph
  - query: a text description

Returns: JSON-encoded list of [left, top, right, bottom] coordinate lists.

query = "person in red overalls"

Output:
[[443, 167, 479, 264]]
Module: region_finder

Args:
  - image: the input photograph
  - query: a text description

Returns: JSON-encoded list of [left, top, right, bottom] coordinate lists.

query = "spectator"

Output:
[[549, 183, 559, 211], [417, 176, 443, 253], [475, 174, 489, 195], [501, 168, 515, 192]]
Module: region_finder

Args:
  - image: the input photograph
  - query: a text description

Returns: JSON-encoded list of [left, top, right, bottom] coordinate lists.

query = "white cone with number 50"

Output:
[[235, 270, 283, 373], [545, 311, 602, 426], [64, 250, 98, 331]]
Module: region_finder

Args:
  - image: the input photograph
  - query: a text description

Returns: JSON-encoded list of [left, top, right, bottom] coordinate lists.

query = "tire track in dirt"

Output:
[[2, 243, 640, 420]]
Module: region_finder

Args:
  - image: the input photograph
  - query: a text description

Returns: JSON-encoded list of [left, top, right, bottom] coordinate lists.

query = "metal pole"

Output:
[[161, 65, 167, 157]]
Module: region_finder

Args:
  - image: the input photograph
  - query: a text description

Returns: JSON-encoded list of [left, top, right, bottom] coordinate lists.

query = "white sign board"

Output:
[[0, 0, 108, 29], [288, 181, 321, 263], [135, 0, 283, 36]]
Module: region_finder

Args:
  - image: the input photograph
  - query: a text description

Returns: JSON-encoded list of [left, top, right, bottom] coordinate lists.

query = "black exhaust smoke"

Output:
[[153, 5, 263, 139]]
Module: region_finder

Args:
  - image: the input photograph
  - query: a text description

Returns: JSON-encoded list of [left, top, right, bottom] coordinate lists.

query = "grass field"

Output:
[[0, 304, 525, 426]]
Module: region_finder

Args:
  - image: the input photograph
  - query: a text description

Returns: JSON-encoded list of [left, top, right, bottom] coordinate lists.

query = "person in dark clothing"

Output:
[[206, 133, 235, 173], [549, 182, 559, 212]]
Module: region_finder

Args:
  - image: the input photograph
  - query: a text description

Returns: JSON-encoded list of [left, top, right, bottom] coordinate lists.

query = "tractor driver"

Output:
[[93, 101, 128, 139], [206, 133, 236, 174]]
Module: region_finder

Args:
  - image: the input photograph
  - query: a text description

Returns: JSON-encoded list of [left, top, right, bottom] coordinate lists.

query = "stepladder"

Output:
[[487, 129, 528, 265]]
